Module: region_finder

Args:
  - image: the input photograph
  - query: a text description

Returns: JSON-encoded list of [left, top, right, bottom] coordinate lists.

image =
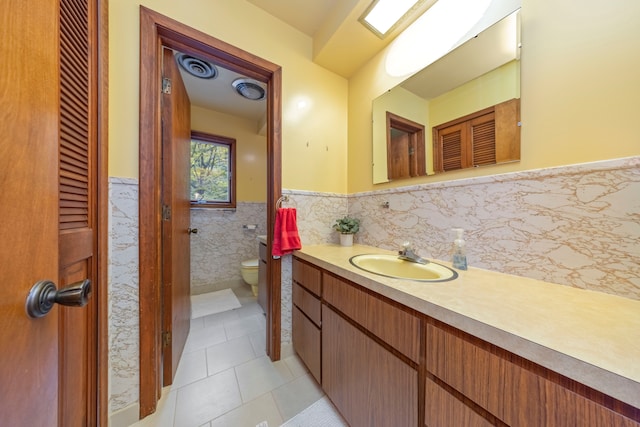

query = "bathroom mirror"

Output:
[[372, 10, 521, 184]]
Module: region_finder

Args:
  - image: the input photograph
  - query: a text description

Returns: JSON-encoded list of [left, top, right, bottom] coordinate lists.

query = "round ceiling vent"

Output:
[[176, 54, 218, 79], [232, 78, 266, 101]]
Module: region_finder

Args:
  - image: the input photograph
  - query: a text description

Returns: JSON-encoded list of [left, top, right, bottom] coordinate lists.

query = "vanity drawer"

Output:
[[292, 257, 321, 296], [293, 281, 321, 326], [323, 272, 420, 363], [425, 321, 640, 427], [292, 305, 321, 383]]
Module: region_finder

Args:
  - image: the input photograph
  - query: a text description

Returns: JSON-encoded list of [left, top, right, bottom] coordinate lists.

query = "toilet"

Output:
[[241, 259, 259, 296]]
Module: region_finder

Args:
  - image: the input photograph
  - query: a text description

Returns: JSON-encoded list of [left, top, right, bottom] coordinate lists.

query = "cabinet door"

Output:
[[322, 305, 418, 427]]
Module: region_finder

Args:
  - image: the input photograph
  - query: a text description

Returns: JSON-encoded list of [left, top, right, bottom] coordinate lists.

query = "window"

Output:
[[190, 131, 236, 208], [433, 98, 520, 172]]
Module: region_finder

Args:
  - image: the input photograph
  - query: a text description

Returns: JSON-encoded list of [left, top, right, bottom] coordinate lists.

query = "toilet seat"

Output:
[[241, 259, 259, 268]]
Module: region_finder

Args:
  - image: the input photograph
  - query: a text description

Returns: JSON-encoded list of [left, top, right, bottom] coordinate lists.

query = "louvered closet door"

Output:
[[0, 0, 99, 424], [59, 0, 99, 424]]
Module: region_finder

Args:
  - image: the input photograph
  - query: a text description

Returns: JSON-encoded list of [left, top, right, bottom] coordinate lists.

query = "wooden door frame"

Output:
[[95, 1, 110, 425], [138, 6, 282, 418]]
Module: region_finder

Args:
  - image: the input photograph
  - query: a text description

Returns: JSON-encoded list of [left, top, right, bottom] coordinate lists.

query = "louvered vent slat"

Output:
[[60, 131, 88, 156], [60, 184, 88, 197], [60, 0, 91, 230], [61, 159, 88, 176], [60, 199, 88, 208]]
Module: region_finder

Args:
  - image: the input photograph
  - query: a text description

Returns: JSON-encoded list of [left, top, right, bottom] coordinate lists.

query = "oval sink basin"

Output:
[[349, 254, 458, 282]]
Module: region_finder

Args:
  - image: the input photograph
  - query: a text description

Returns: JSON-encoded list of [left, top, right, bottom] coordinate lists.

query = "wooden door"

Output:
[[0, 0, 101, 425], [161, 48, 192, 386], [389, 131, 410, 179]]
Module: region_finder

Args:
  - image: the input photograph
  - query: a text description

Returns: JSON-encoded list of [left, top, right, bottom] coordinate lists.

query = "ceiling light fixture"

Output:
[[232, 78, 266, 101], [385, 0, 494, 77], [360, 0, 425, 38]]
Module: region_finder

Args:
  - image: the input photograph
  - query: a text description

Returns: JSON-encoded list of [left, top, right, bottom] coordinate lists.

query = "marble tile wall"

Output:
[[278, 191, 348, 343], [108, 178, 140, 413], [348, 157, 640, 300], [190, 203, 268, 293]]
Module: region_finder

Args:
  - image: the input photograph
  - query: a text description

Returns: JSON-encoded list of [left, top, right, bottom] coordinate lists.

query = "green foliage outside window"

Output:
[[190, 140, 230, 203]]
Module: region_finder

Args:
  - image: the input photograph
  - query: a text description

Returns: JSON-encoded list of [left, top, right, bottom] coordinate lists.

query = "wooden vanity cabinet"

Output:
[[424, 319, 640, 427], [322, 272, 419, 427], [291, 258, 322, 383], [292, 256, 640, 427]]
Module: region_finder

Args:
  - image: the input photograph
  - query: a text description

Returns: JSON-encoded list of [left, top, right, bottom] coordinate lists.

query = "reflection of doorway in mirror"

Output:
[[386, 112, 426, 180]]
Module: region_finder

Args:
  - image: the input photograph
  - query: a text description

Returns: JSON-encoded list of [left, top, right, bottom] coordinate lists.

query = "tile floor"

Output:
[[130, 285, 326, 427]]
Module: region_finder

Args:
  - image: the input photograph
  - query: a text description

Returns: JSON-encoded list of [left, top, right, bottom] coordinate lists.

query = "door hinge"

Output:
[[162, 205, 171, 221], [162, 331, 172, 347], [162, 77, 172, 94]]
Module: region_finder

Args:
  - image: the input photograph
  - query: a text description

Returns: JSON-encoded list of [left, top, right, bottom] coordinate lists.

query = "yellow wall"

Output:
[[108, 0, 349, 193], [191, 106, 267, 202], [348, 0, 640, 193], [429, 60, 519, 127]]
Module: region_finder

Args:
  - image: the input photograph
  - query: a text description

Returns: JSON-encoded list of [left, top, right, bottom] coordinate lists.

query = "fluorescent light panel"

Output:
[[362, 0, 421, 36], [385, 0, 494, 76]]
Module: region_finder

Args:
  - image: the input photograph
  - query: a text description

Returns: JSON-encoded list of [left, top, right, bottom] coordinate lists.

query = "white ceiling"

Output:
[[177, 55, 267, 123]]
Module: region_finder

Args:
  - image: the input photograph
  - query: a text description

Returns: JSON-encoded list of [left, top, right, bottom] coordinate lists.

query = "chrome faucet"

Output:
[[398, 242, 428, 264]]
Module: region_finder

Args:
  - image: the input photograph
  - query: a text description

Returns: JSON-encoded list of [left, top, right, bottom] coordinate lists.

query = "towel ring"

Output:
[[275, 195, 296, 209]]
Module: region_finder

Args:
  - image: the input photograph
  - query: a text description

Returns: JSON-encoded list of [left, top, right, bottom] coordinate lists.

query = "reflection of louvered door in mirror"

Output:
[[433, 98, 520, 173]]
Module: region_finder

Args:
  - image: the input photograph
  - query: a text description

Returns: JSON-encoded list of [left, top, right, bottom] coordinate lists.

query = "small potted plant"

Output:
[[333, 216, 360, 246]]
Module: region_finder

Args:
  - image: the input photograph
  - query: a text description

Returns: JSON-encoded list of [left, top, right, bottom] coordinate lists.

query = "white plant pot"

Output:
[[339, 233, 354, 247]]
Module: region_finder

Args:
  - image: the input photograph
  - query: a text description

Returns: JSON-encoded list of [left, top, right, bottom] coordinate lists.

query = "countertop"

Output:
[[294, 244, 640, 409]]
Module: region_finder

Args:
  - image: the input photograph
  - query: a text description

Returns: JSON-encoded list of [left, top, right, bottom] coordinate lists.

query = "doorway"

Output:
[[139, 7, 283, 418]]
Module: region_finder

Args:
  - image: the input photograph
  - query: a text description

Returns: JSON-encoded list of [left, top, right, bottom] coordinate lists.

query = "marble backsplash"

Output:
[[346, 157, 640, 300], [190, 203, 268, 293]]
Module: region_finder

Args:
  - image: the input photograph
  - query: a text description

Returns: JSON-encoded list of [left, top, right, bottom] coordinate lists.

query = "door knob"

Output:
[[188, 228, 198, 234], [25, 279, 92, 318]]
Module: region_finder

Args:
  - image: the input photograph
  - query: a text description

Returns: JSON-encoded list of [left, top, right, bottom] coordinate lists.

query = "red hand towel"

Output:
[[272, 207, 302, 257]]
